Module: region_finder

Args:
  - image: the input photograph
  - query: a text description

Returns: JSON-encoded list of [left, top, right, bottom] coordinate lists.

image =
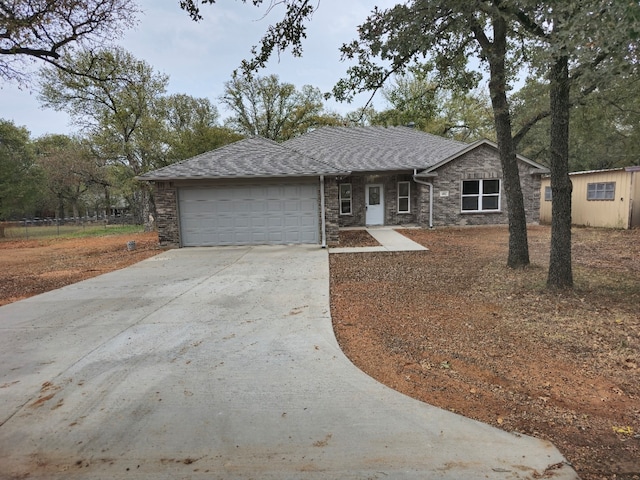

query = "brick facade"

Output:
[[154, 181, 180, 247], [427, 144, 541, 227], [330, 145, 542, 230], [151, 145, 542, 247], [336, 174, 419, 228], [322, 176, 340, 246]]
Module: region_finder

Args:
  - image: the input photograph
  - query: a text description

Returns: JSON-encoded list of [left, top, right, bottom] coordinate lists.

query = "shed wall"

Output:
[[540, 170, 634, 229]]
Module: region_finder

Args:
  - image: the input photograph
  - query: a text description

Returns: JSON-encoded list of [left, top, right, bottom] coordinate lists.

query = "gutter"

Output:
[[135, 171, 351, 182], [413, 170, 437, 229]]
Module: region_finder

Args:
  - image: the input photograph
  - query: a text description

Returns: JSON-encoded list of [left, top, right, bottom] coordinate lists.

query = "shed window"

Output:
[[544, 186, 552, 201], [398, 181, 410, 213], [461, 179, 501, 212], [587, 182, 615, 201], [339, 183, 352, 215]]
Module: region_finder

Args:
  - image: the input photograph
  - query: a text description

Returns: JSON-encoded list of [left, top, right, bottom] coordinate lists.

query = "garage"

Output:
[[178, 182, 319, 246], [138, 136, 343, 247]]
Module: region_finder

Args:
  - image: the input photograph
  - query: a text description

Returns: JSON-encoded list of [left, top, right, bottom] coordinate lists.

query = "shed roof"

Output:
[[137, 136, 345, 181], [283, 126, 469, 172]]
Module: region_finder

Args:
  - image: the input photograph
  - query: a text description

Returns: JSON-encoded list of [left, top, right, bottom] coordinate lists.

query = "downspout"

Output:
[[320, 175, 327, 248], [413, 169, 434, 229]]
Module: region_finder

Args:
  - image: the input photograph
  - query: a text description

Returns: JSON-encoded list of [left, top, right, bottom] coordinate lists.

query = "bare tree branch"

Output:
[[0, 0, 139, 83]]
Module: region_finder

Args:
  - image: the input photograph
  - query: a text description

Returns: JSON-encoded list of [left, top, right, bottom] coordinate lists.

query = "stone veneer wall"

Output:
[[385, 173, 418, 225], [153, 181, 180, 246], [337, 176, 366, 227], [150, 154, 542, 248], [323, 176, 340, 246], [422, 144, 542, 227], [335, 174, 418, 228]]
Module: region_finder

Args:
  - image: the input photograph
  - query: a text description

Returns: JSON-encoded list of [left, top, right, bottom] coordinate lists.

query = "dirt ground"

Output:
[[1, 226, 638, 479], [332, 226, 639, 480], [0, 231, 164, 306]]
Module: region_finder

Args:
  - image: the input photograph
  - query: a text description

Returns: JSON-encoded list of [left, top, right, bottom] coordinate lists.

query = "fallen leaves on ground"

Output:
[[331, 226, 639, 480], [0, 232, 164, 306]]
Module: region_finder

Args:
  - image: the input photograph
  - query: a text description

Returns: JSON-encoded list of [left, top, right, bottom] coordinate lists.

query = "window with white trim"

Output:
[[461, 179, 501, 212], [587, 182, 615, 201], [339, 183, 352, 215], [544, 186, 552, 201], [397, 181, 410, 213]]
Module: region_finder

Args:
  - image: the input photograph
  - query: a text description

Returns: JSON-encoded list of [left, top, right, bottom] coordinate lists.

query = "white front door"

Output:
[[365, 184, 384, 225]]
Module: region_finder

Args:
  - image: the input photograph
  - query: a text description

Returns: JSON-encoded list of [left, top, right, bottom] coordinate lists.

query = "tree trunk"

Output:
[[104, 185, 111, 222], [547, 55, 573, 289], [486, 17, 530, 268], [71, 200, 80, 224], [56, 196, 64, 221]]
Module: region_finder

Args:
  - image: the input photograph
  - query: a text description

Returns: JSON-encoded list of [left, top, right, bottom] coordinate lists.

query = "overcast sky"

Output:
[[1, 0, 402, 138]]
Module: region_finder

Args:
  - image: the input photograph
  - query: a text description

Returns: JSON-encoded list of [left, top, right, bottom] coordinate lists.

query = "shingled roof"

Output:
[[138, 126, 545, 182], [282, 126, 469, 172], [137, 136, 345, 181]]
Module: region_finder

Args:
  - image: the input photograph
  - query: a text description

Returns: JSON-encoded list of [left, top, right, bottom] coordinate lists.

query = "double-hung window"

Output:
[[544, 186, 552, 201], [397, 181, 410, 213], [587, 182, 615, 201], [339, 183, 352, 215], [461, 179, 501, 212]]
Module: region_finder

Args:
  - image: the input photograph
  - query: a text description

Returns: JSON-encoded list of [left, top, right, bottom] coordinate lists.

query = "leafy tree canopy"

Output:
[[513, 75, 640, 171], [0, 119, 42, 219], [221, 73, 340, 141], [33, 134, 100, 220], [371, 66, 495, 142]]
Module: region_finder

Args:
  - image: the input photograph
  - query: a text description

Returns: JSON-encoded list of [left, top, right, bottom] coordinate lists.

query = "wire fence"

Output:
[[0, 216, 138, 240]]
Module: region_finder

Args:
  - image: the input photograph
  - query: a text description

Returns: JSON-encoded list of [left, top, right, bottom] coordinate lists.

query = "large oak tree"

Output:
[[0, 0, 139, 83], [39, 47, 168, 224]]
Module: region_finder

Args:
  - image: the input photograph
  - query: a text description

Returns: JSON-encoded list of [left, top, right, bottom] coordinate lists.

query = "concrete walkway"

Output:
[[330, 227, 428, 253], [0, 246, 577, 479]]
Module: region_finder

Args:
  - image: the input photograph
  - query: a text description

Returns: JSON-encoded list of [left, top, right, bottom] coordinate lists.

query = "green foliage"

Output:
[[37, 46, 249, 222], [371, 66, 440, 130], [167, 126, 245, 164], [513, 76, 640, 171], [370, 67, 495, 142], [0, 120, 43, 219], [39, 47, 170, 223], [33, 134, 101, 219], [39, 47, 169, 174], [159, 94, 243, 162], [332, 2, 489, 104], [434, 90, 495, 142], [221, 73, 337, 141]]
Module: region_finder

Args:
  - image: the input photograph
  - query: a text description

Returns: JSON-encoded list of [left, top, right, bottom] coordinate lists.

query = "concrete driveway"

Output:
[[0, 246, 577, 479]]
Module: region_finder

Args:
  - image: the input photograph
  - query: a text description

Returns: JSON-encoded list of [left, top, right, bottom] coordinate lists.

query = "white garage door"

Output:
[[178, 183, 319, 246]]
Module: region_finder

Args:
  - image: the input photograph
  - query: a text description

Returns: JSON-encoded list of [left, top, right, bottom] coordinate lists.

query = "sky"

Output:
[[0, 0, 401, 138]]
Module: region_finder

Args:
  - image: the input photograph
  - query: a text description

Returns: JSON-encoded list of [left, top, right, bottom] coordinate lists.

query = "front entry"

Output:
[[365, 184, 384, 225]]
